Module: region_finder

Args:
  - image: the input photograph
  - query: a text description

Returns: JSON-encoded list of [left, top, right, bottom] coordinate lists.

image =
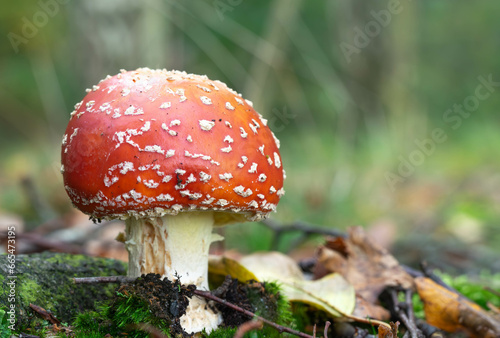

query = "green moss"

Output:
[[74, 274, 193, 337], [0, 252, 127, 330], [73, 311, 104, 333], [289, 303, 309, 333], [440, 271, 500, 309], [0, 308, 14, 337], [263, 282, 293, 326], [73, 300, 160, 338], [44, 253, 91, 270], [19, 279, 42, 304], [245, 281, 294, 336]]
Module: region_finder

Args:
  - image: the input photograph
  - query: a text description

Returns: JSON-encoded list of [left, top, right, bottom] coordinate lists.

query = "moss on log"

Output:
[[0, 251, 126, 329]]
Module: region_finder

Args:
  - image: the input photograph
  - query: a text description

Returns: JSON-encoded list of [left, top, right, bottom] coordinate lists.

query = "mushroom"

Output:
[[60, 68, 285, 334]]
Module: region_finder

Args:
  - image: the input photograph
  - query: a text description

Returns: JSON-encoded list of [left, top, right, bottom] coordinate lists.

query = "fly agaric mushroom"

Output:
[[61, 68, 285, 334]]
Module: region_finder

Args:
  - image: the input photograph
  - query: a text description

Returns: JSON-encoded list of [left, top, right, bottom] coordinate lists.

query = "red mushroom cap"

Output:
[[61, 68, 285, 224]]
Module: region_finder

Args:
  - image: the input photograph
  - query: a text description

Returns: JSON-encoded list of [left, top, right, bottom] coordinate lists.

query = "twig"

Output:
[[405, 290, 419, 330], [74, 276, 134, 284], [18, 334, 40, 338], [234, 320, 263, 338], [312, 324, 316, 337], [388, 289, 421, 338], [29, 303, 61, 325], [389, 290, 412, 336], [416, 320, 443, 338], [402, 264, 424, 278], [419, 261, 456, 292], [194, 289, 313, 338], [343, 313, 391, 330], [324, 321, 331, 338], [485, 286, 500, 298]]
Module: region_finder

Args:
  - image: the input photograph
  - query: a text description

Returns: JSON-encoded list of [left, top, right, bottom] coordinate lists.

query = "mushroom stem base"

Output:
[[124, 211, 222, 333]]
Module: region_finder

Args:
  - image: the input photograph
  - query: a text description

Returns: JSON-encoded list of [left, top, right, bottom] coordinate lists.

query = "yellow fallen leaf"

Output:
[[208, 255, 258, 283], [280, 273, 355, 317], [239, 251, 305, 281]]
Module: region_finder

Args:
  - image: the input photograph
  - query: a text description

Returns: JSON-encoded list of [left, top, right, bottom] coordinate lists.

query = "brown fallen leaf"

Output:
[[415, 277, 500, 338], [378, 321, 399, 338], [315, 226, 414, 308], [352, 294, 390, 321], [29, 303, 61, 325]]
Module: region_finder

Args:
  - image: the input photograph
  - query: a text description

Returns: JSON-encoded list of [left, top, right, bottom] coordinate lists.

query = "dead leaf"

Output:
[[378, 321, 399, 338], [281, 273, 355, 317], [316, 226, 414, 303], [352, 295, 390, 321], [415, 277, 500, 338], [239, 251, 305, 281], [208, 255, 258, 283]]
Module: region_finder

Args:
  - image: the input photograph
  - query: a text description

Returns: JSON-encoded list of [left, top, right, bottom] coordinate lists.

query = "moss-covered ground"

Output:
[[0, 252, 126, 330]]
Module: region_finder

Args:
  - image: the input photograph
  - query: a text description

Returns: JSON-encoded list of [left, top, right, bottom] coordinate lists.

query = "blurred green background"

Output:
[[1, 1, 499, 270]]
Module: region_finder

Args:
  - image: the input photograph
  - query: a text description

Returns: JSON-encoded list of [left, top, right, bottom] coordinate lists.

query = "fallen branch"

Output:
[[74, 276, 133, 284]]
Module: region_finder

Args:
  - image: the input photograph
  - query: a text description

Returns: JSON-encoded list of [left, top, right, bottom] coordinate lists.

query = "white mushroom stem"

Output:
[[124, 211, 223, 334]]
